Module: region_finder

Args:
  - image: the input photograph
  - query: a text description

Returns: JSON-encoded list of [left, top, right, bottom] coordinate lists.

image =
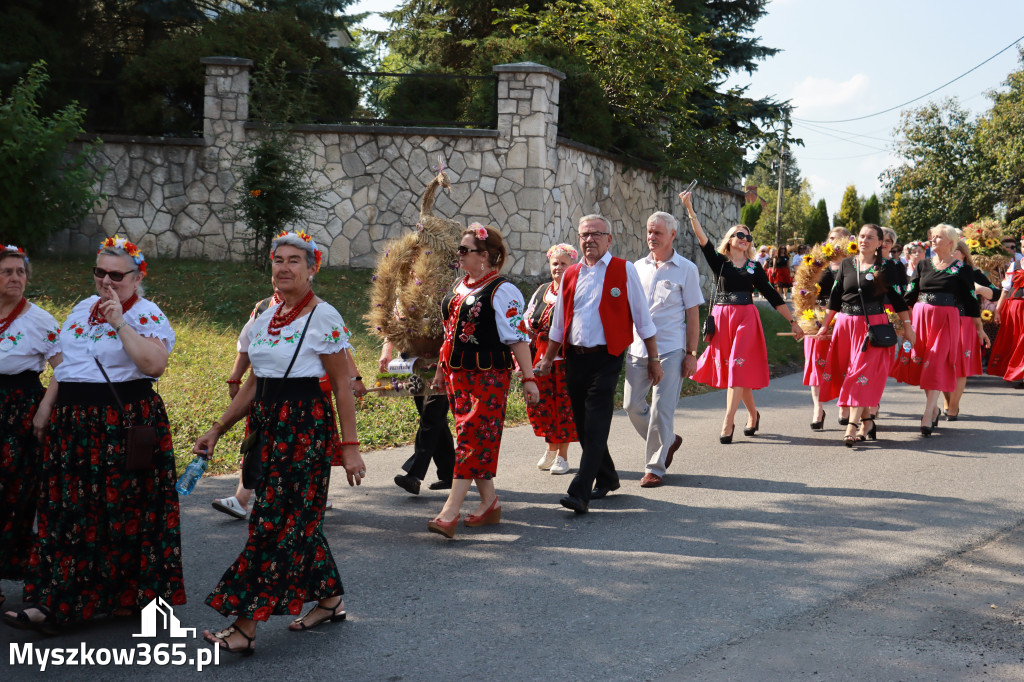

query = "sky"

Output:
[[349, 0, 1024, 221]]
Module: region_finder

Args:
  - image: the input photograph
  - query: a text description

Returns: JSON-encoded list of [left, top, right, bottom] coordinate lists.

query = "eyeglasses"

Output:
[[579, 232, 610, 241], [733, 233, 752, 242], [92, 267, 136, 282], [457, 246, 485, 256]]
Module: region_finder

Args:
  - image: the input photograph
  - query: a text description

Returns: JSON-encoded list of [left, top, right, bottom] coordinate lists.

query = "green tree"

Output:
[[977, 49, 1024, 237], [861, 193, 881, 225], [880, 98, 987, 239], [745, 139, 802, 194], [805, 198, 830, 244], [835, 185, 862, 231], [740, 202, 762, 231], [752, 179, 815, 247], [0, 62, 104, 249]]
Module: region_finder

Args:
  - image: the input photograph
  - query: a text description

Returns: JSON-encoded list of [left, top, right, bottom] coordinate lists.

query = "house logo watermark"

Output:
[[133, 596, 196, 638]]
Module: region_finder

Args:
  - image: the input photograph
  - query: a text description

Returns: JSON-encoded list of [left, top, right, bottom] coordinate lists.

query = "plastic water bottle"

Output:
[[175, 456, 207, 496], [902, 340, 913, 354]]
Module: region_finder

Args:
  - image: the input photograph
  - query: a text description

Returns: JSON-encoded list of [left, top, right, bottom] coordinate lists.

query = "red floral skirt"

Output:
[[24, 385, 185, 624], [445, 367, 511, 479], [819, 313, 894, 407], [526, 360, 578, 444], [957, 315, 983, 377], [0, 377, 43, 581], [802, 336, 830, 387], [207, 390, 342, 621], [988, 298, 1024, 380], [692, 304, 770, 389], [904, 303, 961, 392]]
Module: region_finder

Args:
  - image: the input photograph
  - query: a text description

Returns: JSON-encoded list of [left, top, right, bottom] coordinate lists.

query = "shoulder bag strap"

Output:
[[267, 304, 317, 405]]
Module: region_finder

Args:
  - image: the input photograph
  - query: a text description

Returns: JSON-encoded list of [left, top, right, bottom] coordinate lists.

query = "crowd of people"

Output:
[[1, 199, 1023, 651]]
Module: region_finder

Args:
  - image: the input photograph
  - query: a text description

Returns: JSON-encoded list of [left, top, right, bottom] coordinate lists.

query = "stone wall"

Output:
[[53, 58, 743, 287]]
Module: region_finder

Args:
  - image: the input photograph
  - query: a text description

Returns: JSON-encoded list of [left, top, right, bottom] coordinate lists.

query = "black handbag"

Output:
[[93, 358, 157, 472], [857, 263, 897, 350], [239, 305, 316, 489], [703, 262, 725, 340]]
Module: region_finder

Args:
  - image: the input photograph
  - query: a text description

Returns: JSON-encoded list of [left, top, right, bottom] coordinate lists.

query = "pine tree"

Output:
[[741, 202, 763, 231], [861, 194, 881, 225], [836, 186, 862, 230]]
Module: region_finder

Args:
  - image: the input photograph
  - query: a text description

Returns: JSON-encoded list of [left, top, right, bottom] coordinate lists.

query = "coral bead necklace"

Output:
[[88, 294, 139, 327], [267, 288, 315, 336], [0, 297, 27, 335]]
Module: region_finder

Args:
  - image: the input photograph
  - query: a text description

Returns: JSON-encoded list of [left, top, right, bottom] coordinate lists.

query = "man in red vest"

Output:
[[535, 215, 661, 513]]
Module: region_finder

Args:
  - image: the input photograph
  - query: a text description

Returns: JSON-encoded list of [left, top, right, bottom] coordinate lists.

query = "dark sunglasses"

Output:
[[733, 233, 752, 242], [92, 266, 136, 282], [457, 246, 485, 256]]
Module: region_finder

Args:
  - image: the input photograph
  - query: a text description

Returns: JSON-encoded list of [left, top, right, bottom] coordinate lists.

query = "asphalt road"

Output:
[[3, 372, 1023, 680]]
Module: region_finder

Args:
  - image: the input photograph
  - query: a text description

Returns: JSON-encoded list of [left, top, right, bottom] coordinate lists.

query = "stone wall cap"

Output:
[[200, 56, 255, 68], [493, 62, 566, 80], [74, 133, 203, 146], [247, 122, 500, 138]]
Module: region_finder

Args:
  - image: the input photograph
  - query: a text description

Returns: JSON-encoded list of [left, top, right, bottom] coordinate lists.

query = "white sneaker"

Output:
[[549, 456, 570, 475], [325, 500, 333, 510], [211, 496, 248, 520], [537, 450, 557, 470]]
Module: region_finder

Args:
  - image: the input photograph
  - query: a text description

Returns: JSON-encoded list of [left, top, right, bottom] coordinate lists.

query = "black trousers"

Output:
[[401, 393, 455, 482], [564, 350, 624, 501]]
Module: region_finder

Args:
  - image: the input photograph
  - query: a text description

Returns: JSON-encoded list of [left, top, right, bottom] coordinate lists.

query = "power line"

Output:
[[792, 33, 1024, 124], [796, 121, 892, 147]]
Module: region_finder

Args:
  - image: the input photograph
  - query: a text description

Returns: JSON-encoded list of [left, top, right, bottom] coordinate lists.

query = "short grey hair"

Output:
[[881, 226, 898, 243], [271, 233, 319, 270], [647, 211, 677, 234], [97, 246, 145, 295], [578, 214, 611, 233]]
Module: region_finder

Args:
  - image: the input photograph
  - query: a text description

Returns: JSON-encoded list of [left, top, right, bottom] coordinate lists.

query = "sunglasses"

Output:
[[733, 233, 752, 242], [92, 266, 136, 282], [457, 246, 485, 256]]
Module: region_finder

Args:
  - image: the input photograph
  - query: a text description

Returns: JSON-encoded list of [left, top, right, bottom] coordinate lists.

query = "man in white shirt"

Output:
[[536, 214, 661, 513], [624, 212, 704, 488]]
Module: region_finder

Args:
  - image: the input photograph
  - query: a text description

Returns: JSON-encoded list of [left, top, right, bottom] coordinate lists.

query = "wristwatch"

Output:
[[687, 350, 698, 357]]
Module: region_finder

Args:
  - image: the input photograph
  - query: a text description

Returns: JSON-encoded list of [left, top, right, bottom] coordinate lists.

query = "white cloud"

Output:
[[791, 74, 870, 114]]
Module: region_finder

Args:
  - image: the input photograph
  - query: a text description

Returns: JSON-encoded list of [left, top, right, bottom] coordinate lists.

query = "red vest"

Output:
[[560, 256, 634, 356]]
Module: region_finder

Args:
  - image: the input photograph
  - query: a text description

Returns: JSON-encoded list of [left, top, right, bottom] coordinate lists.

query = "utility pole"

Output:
[[773, 118, 790, 250]]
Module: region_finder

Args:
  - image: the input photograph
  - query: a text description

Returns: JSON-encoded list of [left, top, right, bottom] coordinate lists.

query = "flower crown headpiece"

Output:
[[98, 236, 146, 274], [271, 230, 323, 270], [546, 243, 578, 262], [469, 222, 489, 242], [3, 244, 28, 263]]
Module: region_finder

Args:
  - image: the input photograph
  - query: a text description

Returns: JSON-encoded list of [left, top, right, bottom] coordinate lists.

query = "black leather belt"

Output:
[[565, 344, 608, 354], [714, 292, 753, 305], [920, 292, 957, 307], [840, 302, 883, 316]]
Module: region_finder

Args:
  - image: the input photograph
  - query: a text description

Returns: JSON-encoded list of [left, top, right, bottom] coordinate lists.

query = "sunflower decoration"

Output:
[[792, 238, 856, 334], [846, 241, 859, 255], [981, 309, 994, 322], [963, 218, 1012, 286], [366, 156, 463, 357]]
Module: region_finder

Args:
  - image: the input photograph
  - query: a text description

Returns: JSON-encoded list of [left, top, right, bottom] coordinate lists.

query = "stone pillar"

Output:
[[492, 62, 565, 276]]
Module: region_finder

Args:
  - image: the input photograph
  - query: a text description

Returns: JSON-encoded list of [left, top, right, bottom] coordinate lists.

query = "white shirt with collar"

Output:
[[629, 251, 704, 358], [548, 251, 657, 347]]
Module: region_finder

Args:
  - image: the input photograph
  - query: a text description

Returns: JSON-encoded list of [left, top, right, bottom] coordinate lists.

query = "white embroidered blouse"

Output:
[[246, 302, 351, 378], [0, 303, 62, 374]]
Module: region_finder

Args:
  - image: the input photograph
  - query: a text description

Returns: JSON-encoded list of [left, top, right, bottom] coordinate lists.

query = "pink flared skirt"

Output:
[[903, 303, 961, 392], [692, 304, 770, 389], [802, 335, 830, 387], [819, 312, 894, 407]]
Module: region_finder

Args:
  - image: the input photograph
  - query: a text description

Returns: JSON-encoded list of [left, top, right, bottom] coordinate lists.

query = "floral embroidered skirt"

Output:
[[819, 313, 895, 407], [957, 315, 983, 377], [902, 303, 961, 392], [24, 382, 185, 624], [988, 298, 1024, 380], [526, 360, 578, 444], [802, 336, 830, 387], [445, 367, 511, 479], [207, 385, 342, 621], [692, 304, 770, 389], [0, 375, 43, 582]]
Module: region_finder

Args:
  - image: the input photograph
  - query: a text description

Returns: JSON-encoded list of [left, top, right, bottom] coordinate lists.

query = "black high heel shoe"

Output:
[[844, 423, 860, 448], [720, 425, 735, 444], [743, 411, 760, 437], [858, 417, 876, 441], [810, 409, 826, 431], [920, 418, 932, 437], [838, 415, 849, 426], [932, 408, 940, 428]]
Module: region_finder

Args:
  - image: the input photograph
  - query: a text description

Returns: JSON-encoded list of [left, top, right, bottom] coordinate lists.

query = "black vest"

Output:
[[442, 277, 514, 371]]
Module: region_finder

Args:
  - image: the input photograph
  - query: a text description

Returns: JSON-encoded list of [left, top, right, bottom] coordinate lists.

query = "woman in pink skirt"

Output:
[[904, 224, 989, 436], [681, 191, 804, 443], [816, 225, 914, 446], [988, 254, 1024, 385], [802, 227, 851, 430]]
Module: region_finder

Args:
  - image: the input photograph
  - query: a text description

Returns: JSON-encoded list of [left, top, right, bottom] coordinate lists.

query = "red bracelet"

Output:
[[521, 377, 538, 384], [226, 379, 242, 385], [339, 441, 360, 446]]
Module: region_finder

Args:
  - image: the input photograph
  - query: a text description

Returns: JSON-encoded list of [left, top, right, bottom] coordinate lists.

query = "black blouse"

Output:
[[904, 259, 981, 317], [828, 258, 910, 312], [700, 241, 785, 307], [816, 266, 838, 307]]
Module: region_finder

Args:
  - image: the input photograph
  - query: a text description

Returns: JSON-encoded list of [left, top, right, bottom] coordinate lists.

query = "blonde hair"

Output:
[[716, 225, 756, 259], [929, 223, 959, 245], [828, 227, 851, 241]]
